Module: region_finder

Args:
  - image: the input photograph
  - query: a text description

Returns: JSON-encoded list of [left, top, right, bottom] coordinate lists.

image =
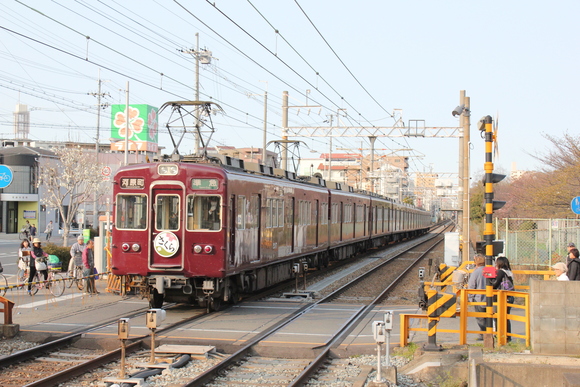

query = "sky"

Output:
[[0, 0, 578, 181]]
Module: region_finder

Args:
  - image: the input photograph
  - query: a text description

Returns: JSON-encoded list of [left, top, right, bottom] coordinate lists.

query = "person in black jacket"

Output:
[[492, 256, 515, 342], [567, 248, 580, 281]]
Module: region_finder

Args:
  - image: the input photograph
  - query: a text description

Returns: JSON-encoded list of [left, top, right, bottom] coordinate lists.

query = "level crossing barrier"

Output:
[[0, 271, 110, 294]]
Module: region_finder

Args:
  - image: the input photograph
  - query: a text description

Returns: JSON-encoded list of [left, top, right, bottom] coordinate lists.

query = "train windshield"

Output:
[[116, 194, 147, 230], [155, 195, 180, 231], [187, 195, 221, 231]]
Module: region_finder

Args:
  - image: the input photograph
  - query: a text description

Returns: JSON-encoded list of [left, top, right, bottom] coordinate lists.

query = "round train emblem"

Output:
[[153, 231, 180, 258]]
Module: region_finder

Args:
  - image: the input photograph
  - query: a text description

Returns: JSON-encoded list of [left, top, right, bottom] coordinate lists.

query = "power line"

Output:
[[293, 0, 394, 119]]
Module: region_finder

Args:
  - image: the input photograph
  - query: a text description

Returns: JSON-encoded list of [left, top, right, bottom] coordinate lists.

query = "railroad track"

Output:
[[0, 304, 207, 387], [1, 223, 451, 386], [178, 225, 450, 386]]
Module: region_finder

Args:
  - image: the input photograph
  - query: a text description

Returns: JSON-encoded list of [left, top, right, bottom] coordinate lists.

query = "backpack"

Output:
[[500, 271, 514, 291]]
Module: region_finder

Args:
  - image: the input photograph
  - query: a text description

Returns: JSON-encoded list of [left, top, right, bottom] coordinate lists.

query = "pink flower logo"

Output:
[[114, 106, 144, 139]]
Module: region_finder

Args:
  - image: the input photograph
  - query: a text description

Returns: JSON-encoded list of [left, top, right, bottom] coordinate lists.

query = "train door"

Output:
[[291, 197, 295, 252], [150, 185, 184, 269], [229, 195, 236, 265], [255, 194, 261, 261], [339, 202, 343, 242], [315, 199, 319, 247]]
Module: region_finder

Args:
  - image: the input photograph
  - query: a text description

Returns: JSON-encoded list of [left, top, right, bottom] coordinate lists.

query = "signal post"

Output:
[[481, 115, 506, 348]]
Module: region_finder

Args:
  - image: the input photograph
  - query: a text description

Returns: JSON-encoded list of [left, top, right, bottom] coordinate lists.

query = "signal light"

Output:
[[121, 243, 130, 252], [204, 245, 213, 254]]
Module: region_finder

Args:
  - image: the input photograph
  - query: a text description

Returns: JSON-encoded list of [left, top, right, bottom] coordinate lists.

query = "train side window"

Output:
[[186, 195, 222, 231], [321, 202, 328, 225], [277, 199, 284, 227], [116, 194, 147, 230], [237, 196, 246, 230], [155, 195, 180, 231]]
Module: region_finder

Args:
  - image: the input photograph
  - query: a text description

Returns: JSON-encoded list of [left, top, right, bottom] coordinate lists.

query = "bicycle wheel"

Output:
[[16, 268, 28, 289], [0, 274, 7, 297], [75, 268, 84, 291], [49, 273, 65, 297], [30, 272, 41, 295], [66, 268, 75, 288]]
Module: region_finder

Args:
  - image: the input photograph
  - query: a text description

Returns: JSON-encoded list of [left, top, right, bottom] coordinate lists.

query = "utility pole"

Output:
[[281, 91, 289, 170], [88, 69, 109, 228], [262, 90, 268, 165], [461, 92, 471, 263], [124, 81, 129, 166], [180, 36, 212, 156], [194, 33, 200, 155], [327, 114, 333, 181]]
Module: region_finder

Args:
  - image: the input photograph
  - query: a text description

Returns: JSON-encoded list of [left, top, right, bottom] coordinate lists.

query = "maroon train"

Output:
[[111, 156, 433, 308]]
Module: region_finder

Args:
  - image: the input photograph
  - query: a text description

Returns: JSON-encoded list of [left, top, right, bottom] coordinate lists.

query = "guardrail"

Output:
[[0, 296, 14, 324], [400, 288, 530, 347]]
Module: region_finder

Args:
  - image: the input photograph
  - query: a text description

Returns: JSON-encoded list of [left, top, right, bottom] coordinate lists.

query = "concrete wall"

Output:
[[530, 278, 580, 355], [479, 363, 580, 387]]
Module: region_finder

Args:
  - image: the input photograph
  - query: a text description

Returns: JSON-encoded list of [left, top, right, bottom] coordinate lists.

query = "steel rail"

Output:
[[23, 341, 143, 387], [288, 229, 448, 386], [181, 224, 451, 387], [0, 303, 206, 386]]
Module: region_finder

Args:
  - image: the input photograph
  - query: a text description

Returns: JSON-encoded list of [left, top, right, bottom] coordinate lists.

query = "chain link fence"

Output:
[[490, 218, 580, 268]]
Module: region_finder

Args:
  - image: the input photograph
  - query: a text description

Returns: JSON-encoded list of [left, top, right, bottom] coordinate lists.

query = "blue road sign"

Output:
[[571, 197, 580, 215], [0, 165, 13, 189]]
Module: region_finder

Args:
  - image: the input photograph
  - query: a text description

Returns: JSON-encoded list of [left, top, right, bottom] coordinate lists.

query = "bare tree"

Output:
[[37, 148, 106, 246]]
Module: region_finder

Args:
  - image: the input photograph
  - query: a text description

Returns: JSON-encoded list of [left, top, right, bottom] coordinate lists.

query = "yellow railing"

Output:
[[400, 288, 530, 347]]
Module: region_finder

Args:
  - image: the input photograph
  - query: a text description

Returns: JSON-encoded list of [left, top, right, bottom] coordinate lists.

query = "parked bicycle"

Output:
[[67, 265, 84, 291]]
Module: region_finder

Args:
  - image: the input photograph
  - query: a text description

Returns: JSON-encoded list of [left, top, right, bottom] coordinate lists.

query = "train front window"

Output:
[[155, 195, 180, 231], [187, 195, 221, 231], [116, 194, 147, 230]]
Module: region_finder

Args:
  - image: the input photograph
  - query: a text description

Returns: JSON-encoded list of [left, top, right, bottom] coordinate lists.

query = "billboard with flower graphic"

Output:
[[110, 104, 158, 152]]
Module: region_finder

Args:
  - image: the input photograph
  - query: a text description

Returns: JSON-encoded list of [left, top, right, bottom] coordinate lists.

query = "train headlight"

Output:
[[132, 243, 141, 252], [204, 245, 213, 254], [121, 243, 130, 252], [194, 245, 203, 254]]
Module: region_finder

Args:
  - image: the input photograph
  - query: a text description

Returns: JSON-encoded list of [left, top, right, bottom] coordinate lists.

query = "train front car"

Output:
[[112, 162, 227, 309]]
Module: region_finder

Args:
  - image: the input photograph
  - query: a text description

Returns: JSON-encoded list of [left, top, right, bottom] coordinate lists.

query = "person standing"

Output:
[[18, 239, 31, 271], [45, 221, 53, 242], [567, 248, 580, 280], [552, 262, 570, 281], [566, 243, 576, 265], [492, 256, 515, 342], [30, 224, 37, 239], [28, 238, 48, 295], [82, 239, 97, 295], [69, 235, 86, 275], [467, 254, 486, 340]]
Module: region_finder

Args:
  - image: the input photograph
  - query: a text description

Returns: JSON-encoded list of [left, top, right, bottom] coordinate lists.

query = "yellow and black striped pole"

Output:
[[482, 115, 505, 348], [424, 289, 456, 351]]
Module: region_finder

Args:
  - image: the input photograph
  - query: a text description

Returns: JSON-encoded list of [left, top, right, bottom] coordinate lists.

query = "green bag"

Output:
[[48, 254, 60, 263]]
